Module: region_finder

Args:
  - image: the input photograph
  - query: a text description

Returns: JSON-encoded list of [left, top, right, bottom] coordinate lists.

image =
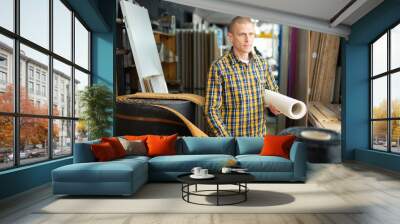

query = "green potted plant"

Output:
[[79, 84, 113, 140]]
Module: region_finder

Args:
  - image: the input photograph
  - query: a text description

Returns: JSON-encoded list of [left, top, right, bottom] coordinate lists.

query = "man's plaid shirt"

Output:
[[204, 49, 279, 137]]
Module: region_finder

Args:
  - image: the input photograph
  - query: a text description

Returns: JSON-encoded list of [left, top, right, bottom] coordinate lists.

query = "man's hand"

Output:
[[269, 105, 281, 116]]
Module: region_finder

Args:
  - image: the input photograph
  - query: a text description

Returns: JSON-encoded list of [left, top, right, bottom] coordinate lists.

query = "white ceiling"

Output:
[[163, 0, 384, 37], [225, 0, 352, 22]]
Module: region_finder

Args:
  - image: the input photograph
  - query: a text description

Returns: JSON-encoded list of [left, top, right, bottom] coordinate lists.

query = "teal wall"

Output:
[[0, 158, 72, 199], [0, 0, 116, 200], [343, 0, 400, 171], [91, 0, 116, 135]]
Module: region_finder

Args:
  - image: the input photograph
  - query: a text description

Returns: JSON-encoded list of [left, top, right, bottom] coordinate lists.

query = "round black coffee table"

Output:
[[177, 173, 255, 206]]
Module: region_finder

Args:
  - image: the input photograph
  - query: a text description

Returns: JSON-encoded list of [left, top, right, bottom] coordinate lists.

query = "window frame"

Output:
[[370, 20, 400, 154], [0, 0, 92, 171]]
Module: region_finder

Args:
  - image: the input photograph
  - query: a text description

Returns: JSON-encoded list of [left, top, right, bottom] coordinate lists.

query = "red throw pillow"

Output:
[[91, 142, 117, 161], [101, 137, 126, 158], [259, 135, 296, 159], [146, 134, 178, 157], [124, 135, 148, 141]]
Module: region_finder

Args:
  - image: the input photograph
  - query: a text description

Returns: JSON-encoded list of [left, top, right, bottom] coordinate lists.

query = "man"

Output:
[[204, 16, 280, 137]]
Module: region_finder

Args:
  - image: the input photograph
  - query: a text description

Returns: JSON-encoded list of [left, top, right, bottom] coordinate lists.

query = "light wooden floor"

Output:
[[1, 162, 400, 224]]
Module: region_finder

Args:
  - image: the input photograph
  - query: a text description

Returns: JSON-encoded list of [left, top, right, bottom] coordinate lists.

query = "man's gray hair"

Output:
[[228, 16, 254, 32]]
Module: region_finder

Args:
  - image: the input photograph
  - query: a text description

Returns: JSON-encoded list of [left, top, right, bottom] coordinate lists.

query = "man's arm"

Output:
[[204, 64, 230, 137]]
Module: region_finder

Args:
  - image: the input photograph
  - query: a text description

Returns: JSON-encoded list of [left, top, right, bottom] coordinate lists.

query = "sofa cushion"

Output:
[[53, 163, 134, 183], [118, 137, 147, 156], [147, 134, 177, 157], [101, 137, 127, 158], [53, 158, 147, 183], [115, 155, 150, 164], [236, 155, 293, 172], [91, 142, 118, 162], [124, 135, 148, 141], [178, 137, 235, 155], [260, 135, 296, 159], [235, 137, 263, 155], [148, 154, 235, 172]]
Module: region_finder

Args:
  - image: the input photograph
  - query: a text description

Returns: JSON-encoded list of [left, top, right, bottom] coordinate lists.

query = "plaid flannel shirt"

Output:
[[204, 49, 279, 137]]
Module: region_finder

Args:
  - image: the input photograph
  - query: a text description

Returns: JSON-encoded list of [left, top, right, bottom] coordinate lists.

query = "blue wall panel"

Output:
[[0, 158, 72, 199], [355, 149, 400, 172], [91, 0, 116, 135], [342, 44, 369, 160]]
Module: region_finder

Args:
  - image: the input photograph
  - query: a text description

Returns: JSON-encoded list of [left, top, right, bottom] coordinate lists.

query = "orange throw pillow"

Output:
[[91, 142, 117, 161], [146, 134, 178, 157], [259, 135, 296, 159], [124, 135, 148, 141], [101, 137, 126, 158]]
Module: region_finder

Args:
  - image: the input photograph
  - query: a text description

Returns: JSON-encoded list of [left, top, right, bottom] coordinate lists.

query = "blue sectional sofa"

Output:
[[52, 137, 307, 196]]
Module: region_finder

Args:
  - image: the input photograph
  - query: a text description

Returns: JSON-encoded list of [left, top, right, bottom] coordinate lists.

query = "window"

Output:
[[0, 0, 14, 32], [0, 1, 91, 170], [53, 59, 72, 117], [20, 117, 49, 165], [75, 18, 90, 70], [391, 24, 400, 70], [35, 84, 40, 95], [0, 54, 7, 87], [0, 34, 13, 113], [0, 55, 7, 67], [28, 81, 34, 94], [53, 0, 72, 60], [20, 0, 49, 49], [28, 67, 34, 80], [53, 119, 72, 158], [74, 69, 89, 118], [35, 70, 41, 81], [370, 23, 400, 154], [0, 116, 13, 170], [42, 85, 46, 97], [0, 71, 6, 85]]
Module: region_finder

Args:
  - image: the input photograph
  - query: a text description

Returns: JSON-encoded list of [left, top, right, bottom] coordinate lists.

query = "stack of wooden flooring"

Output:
[[308, 102, 341, 133], [306, 31, 342, 133], [308, 32, 341, 103]]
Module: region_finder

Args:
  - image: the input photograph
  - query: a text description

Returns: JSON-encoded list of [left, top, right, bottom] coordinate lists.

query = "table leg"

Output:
[[245, 183, 247, 201], [187, 184, 190, 202], [195, 184, 197, 192], [217, 184, 219, 206], [181, 184, 183, 199]]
